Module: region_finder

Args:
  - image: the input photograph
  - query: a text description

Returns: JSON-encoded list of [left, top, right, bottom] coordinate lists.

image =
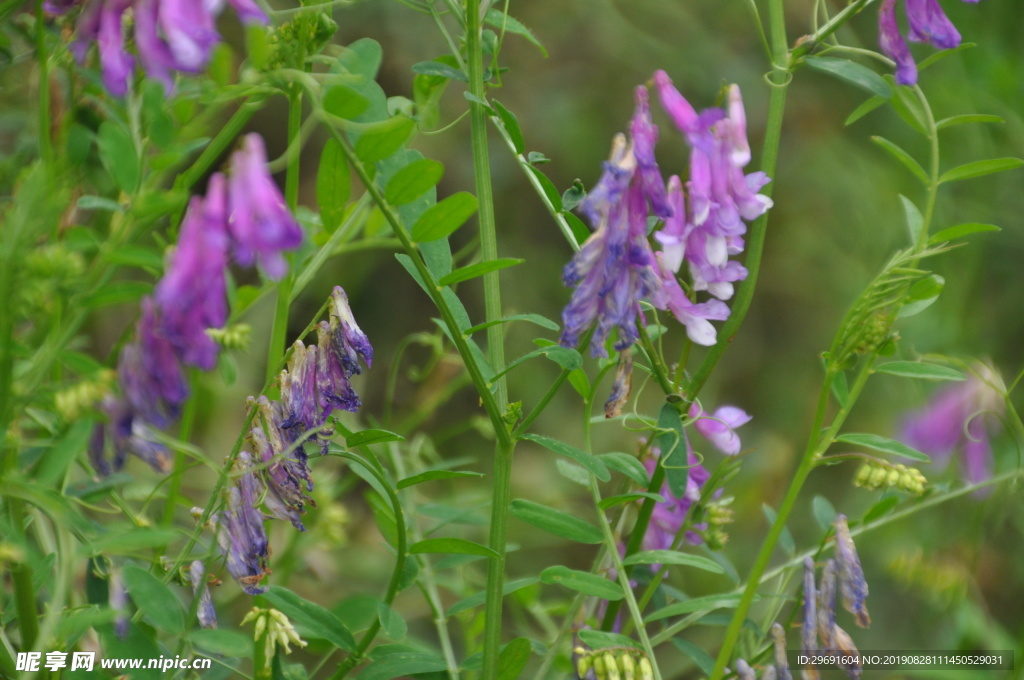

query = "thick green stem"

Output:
[[465, 5, 515, 672]]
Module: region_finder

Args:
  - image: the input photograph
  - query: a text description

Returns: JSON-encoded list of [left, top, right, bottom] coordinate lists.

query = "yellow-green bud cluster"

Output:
[[701, 496, 734, 550], [55, 371, 115, 420], [242, 607, 308, 661], [574, 647, 653, 680], [854, 462, 926, 494], [851, 310, 897, 356], [25, 245, 85, 281], [206, 323, 252, 350]]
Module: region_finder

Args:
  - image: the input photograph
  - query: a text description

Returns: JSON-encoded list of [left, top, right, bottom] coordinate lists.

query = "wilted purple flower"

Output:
[[72, 0, 267, 96], [815, 559, 864, 680], [834, 515, 870, 628], [690, 402, 752, 456], [900, 362, 1005, 488], [249, 415, 314, 532], [878, 0, 976, 85], [770, 622, 793, 680], [109, 567, 129, 640], [189, 560, 218, 629], [228, 135, 304, 279], [215, 452, 271, 595], [328, 286, 374, 374], [802, 558, 821, 680], [155, 174, 229, 371], [604, 350, 633, 419], [643, 445, 710, 552]]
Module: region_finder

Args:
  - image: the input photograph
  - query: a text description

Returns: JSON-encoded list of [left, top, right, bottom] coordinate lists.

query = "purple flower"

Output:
[[900, 362, 1005, 488], [629, 87, 671, 220], [249, 424, 311, 531], [109, 567, 129, 640], [73, 0, 135, 96], [119, 300, 188, 428], [561, 138, 665, 356], [189, 560, 218, 629], [906, 0, 961, 49], [814, 559, 865, 680], [154, 174, 229, 371], [228, 134, 304, 279], [215, 452, 271, 595], [834, 515, 870, 628], [223, 0, 269, 24], [878, 0, 976, 85], [770, 622, 793, 680], [642, 446, 710, 553], [879, 0, 919, 85], [72, 0, 268, 96], [657, 253, 730, 346], [328, 286, 374, 375], [802, 557, 820, 680], [690, 403, 752, 456]]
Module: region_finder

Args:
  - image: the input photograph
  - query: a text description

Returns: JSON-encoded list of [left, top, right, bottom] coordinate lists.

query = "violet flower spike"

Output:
[[228, 134, 303, 279], [190, 560, 218, 629], [878, 0, 917, 85], [154, 174, 229, 371], [834, 515, 871, 627]]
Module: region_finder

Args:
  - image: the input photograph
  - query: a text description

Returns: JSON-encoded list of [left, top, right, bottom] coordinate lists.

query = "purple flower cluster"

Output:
[[216, 287, 372, 595], [878, 0, 978, 86], [91, 134, 302, 475], [559, 73, 771, 356], [900, 362, 1004, 489], [70, 0, 267, 95], [642, 403, 751, 552], [800, 516, 871, 680]]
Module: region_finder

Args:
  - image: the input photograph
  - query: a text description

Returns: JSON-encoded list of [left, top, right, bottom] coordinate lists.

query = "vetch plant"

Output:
[[0, 0, 1022, 679]]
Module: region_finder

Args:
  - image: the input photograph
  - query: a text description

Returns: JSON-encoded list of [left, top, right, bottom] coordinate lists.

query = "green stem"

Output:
[[709, 358, 874, 678], [176, 98, 263, 192], [789, 0, 874, 62], [587, 466, 662, 679], [325, 452, 407, 680], [466, 0, 506, 409], [266, 87, 303, 383], [463, 4, 517, 668]]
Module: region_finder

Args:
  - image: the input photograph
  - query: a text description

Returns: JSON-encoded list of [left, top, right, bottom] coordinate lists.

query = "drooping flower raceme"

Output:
[[215, 287, 372, 595], [900, 362, 1005, 488], [878, 0, 978, 85], [71, 0, 268, 96]]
